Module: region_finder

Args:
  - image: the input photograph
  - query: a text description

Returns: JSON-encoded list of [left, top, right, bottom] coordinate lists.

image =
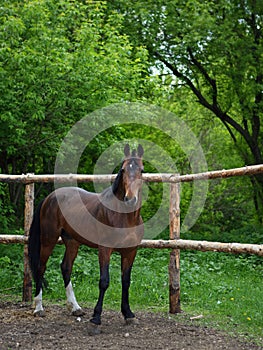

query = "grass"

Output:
[[0, 244, 262, 345], [179, 252, 263, 343]]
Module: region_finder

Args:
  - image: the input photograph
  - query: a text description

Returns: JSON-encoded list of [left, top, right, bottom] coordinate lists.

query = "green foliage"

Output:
[[112, 0, 263, 221], [0, 0, 158, 225], [1, 0, 262, 233], [0, 1, 262, 244], [0, 183, 15, 232], [0, 244, 24, 294], [0, 0, 152, 172]]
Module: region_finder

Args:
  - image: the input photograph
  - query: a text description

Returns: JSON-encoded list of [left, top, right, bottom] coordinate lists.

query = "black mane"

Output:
[[112, 164, 123, 195], [100, 162, 123, 201]]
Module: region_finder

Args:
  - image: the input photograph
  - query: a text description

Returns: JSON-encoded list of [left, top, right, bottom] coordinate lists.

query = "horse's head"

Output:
[[121, 144, 144, 208]]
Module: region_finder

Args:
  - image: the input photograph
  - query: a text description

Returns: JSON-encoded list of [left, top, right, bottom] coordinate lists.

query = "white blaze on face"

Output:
[[124, 162, 142, 205]]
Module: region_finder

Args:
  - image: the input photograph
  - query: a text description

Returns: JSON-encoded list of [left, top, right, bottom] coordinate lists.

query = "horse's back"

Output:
[[44, 186, 99, 210]]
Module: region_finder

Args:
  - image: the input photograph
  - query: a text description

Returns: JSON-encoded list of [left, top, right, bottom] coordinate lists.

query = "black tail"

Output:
[[28, 200, 44, 283]]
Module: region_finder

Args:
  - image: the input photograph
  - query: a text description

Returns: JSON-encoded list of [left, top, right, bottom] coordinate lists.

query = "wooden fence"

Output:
[[1, 164, 263, 314]]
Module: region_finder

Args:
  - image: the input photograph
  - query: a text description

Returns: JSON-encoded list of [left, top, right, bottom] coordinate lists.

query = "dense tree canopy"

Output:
[[110, 0, 263, 220], [0, 0, 155, 217], [0, 0, 262, 234], [0, 1, 152, 174]]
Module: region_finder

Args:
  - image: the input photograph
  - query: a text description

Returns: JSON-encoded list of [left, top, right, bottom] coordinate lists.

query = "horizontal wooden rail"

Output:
[[140, 239, 263, 256], [1, 164, 263, 183], [1, 235, 262, 256]]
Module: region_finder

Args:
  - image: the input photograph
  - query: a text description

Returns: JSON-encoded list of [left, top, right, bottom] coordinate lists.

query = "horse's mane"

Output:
[[112, 163, 123, 195], [100, 162, 123, 200]]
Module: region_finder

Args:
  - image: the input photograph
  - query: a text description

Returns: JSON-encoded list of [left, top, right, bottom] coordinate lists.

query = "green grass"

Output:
[[0, 244, 262, 344], [179, 252, 263, 343]]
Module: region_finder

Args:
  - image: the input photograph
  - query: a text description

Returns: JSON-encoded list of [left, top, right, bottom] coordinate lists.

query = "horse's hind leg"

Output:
[[34, 244, 56, 317], [61, 233, 84, 316]]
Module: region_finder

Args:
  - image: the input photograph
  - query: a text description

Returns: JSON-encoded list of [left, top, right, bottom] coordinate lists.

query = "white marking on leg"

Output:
[[66, 281, 81, 313], [34, 289, 44, 314]]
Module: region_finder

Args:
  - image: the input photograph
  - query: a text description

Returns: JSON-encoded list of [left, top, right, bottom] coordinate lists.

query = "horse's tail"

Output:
[[28, 199, 45, 283]]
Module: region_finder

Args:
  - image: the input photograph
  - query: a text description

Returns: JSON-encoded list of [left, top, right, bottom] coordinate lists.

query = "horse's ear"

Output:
[[124, 144, 130, 157], [137, 144, 144, 158]]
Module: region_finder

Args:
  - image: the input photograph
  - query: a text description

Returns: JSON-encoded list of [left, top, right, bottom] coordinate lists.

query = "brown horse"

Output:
[[28, 144, 144, 326]]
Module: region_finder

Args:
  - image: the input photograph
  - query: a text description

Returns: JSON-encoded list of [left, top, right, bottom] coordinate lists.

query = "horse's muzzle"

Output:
[[124, 196, 137, 207]]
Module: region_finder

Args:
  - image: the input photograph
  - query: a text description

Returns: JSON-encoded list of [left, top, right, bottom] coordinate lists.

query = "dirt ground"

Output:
[[0, 301, 262, 350]]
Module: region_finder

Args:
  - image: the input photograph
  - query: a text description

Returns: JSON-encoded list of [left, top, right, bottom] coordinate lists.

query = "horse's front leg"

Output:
[[90, 247, 112, 326], [121, 248, 137, 322]]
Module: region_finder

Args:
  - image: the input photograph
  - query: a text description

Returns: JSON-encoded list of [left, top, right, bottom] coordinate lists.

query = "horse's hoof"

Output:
[[90, 316, 101, 326], [34, 310, 46, 317], [88, 322, 101, 335], [125, 317, 139, 325], [72, 308, 85, 317]]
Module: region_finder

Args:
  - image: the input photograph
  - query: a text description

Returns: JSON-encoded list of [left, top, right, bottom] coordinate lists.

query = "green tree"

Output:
[[0, 0, 153, 222], [112, 0, 263, 220]]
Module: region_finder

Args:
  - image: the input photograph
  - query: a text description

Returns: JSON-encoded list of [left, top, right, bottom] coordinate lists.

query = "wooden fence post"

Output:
[[23, 180, 34, 302], [169, 181, 182, 313]]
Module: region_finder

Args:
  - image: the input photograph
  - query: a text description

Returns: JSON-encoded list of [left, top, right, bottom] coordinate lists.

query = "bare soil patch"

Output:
[[0, 302, 261, 350]]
